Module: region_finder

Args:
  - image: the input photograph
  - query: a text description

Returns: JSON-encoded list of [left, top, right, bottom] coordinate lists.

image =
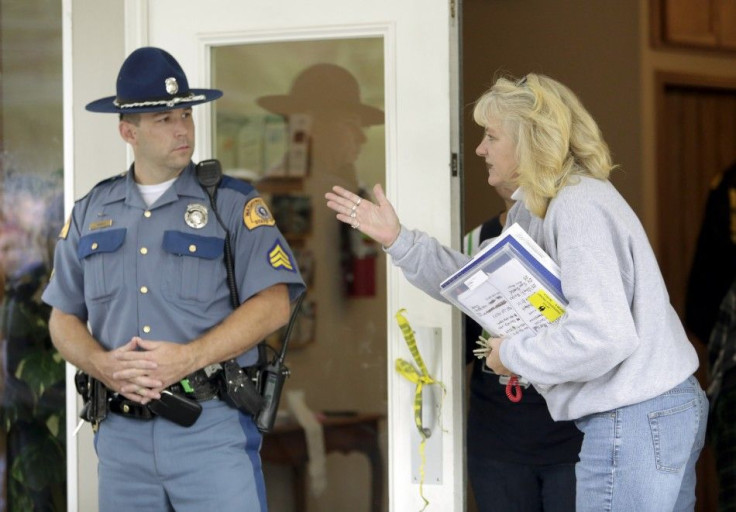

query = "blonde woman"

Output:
[[326, 73, 707, 512]]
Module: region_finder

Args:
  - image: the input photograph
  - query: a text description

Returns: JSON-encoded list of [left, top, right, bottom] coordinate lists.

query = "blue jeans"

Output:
[[574, 375, 708, 512]]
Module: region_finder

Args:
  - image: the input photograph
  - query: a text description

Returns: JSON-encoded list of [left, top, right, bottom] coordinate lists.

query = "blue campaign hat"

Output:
[[85, 46, 223, 114]]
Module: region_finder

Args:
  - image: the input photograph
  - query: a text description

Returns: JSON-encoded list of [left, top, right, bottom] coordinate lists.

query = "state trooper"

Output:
[[42, 46, 305, 511]]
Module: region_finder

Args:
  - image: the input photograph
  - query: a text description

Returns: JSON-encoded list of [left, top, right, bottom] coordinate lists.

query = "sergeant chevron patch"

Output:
[[268, 242, 295, 271]]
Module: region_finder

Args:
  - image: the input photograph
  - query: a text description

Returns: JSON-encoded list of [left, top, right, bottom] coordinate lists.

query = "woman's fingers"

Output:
[[325, 184, 402, 246], [372, 183, 387, 205], [326, 186, 370, 220], [329, 186, 361, 208]]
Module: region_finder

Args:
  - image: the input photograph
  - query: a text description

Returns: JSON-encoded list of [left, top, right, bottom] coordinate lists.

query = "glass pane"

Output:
[[0, 0, 66, 510], [212, 37, 387, 511]]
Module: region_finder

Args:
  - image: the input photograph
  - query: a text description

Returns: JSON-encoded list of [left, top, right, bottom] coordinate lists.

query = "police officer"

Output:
[[42, 46, 305, 511]]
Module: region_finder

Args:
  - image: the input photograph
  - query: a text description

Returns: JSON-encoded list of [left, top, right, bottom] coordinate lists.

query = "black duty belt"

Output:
[[109, 395, 155, 420], [108, 365, 259, 420], [168, 368, 221, 401]]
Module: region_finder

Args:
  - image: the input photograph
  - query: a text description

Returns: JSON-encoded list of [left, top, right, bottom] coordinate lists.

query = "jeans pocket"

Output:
[[648, 398, 697, 473]]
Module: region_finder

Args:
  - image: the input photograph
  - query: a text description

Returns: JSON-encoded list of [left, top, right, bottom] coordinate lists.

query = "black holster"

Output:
[[74, 371, 109, 429], [219, 360, 265, 417]]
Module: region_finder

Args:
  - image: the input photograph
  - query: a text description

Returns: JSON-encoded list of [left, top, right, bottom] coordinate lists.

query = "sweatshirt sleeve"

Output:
[[386, 225, 471, 302]]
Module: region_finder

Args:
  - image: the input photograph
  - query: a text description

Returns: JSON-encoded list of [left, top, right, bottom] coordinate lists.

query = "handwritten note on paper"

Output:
[[456, 258, 565, 337], [441, 223, 567, 339]]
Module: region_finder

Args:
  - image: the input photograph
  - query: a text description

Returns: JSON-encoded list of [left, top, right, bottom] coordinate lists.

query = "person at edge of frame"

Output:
[[685, 162, 736, 346], [706, 277, 736, 512], [463, 181, 582, 512], [41, 46, 305, 512], [685, 162, 736, 512], [326, 73, 708, 512]]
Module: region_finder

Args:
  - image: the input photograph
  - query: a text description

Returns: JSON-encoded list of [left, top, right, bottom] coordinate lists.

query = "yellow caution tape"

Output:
[[395, 308, 446, 511]]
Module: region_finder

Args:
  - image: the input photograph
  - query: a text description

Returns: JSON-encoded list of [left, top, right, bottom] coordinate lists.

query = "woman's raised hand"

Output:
[[325, 184, 401, 248]]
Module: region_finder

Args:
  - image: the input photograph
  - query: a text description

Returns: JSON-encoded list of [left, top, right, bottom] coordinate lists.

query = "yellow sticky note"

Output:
[[528, 290, 565, 322]]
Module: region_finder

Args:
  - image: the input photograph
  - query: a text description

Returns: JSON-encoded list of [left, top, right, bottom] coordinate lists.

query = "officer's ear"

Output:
[[119, 118, 137, 145]]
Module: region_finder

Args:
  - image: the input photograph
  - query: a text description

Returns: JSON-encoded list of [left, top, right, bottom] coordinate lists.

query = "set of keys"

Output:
[[471, 335, 531, 399]]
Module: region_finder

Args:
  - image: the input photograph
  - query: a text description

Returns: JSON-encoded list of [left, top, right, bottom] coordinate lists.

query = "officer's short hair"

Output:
[[119, 113, 141, 125]]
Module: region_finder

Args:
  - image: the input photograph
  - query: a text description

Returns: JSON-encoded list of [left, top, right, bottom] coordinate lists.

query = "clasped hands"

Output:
[[95, 337, 194, 404]]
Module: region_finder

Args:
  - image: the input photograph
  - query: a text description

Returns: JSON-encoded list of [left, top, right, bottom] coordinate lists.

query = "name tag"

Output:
[[89, 219, 113, 231]]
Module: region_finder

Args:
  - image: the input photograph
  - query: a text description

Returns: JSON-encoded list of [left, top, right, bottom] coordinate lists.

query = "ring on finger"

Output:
[[351, 221, 360, 229], [355, 197, 362, 207], [350, 203, 358, 214], [350, 211, 357, 219]]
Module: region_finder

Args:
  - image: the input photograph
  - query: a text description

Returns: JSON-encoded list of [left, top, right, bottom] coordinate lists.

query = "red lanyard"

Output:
[[505, 375, 523, 402]]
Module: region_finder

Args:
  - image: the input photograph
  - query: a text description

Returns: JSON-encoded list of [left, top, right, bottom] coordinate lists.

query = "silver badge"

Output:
[[165, 77, 179, 95], [185, 203, 208, 229]]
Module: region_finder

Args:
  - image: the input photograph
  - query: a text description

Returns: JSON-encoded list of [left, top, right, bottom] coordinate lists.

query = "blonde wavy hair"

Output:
[[472, 73, 615, 218]]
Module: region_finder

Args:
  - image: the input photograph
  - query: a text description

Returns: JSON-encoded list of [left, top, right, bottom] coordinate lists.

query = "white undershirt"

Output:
[[136, 177, 177, 207]]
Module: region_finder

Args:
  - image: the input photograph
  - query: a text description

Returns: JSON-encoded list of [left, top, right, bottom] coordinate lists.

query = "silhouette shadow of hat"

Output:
[[257, 63, 383, 126]]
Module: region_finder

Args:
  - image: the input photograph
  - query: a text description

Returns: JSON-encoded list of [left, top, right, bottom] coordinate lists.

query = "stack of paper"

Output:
[[440, 223, 567, 338]]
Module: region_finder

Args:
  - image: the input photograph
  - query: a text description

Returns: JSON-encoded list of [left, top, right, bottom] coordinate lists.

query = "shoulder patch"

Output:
[[268, 242, 295, 271], [58, 216, 71, 240], [244, 197, 276, 229]]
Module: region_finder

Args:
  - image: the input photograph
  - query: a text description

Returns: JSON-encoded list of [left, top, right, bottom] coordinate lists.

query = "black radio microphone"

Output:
[[196, 158, 222, 197]]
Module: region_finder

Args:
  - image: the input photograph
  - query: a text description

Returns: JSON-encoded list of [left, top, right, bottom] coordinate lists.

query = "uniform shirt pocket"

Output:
[[77, 228, 127, 301], [162, 230, 225, 302]]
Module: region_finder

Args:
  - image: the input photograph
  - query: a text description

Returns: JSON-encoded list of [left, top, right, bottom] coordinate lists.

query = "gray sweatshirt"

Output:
[[386, 176, 699, 421]]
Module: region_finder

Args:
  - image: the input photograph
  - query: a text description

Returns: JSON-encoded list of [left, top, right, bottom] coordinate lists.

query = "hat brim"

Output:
[[85, 88, 223, 114], [257, 95, 384, 126]]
